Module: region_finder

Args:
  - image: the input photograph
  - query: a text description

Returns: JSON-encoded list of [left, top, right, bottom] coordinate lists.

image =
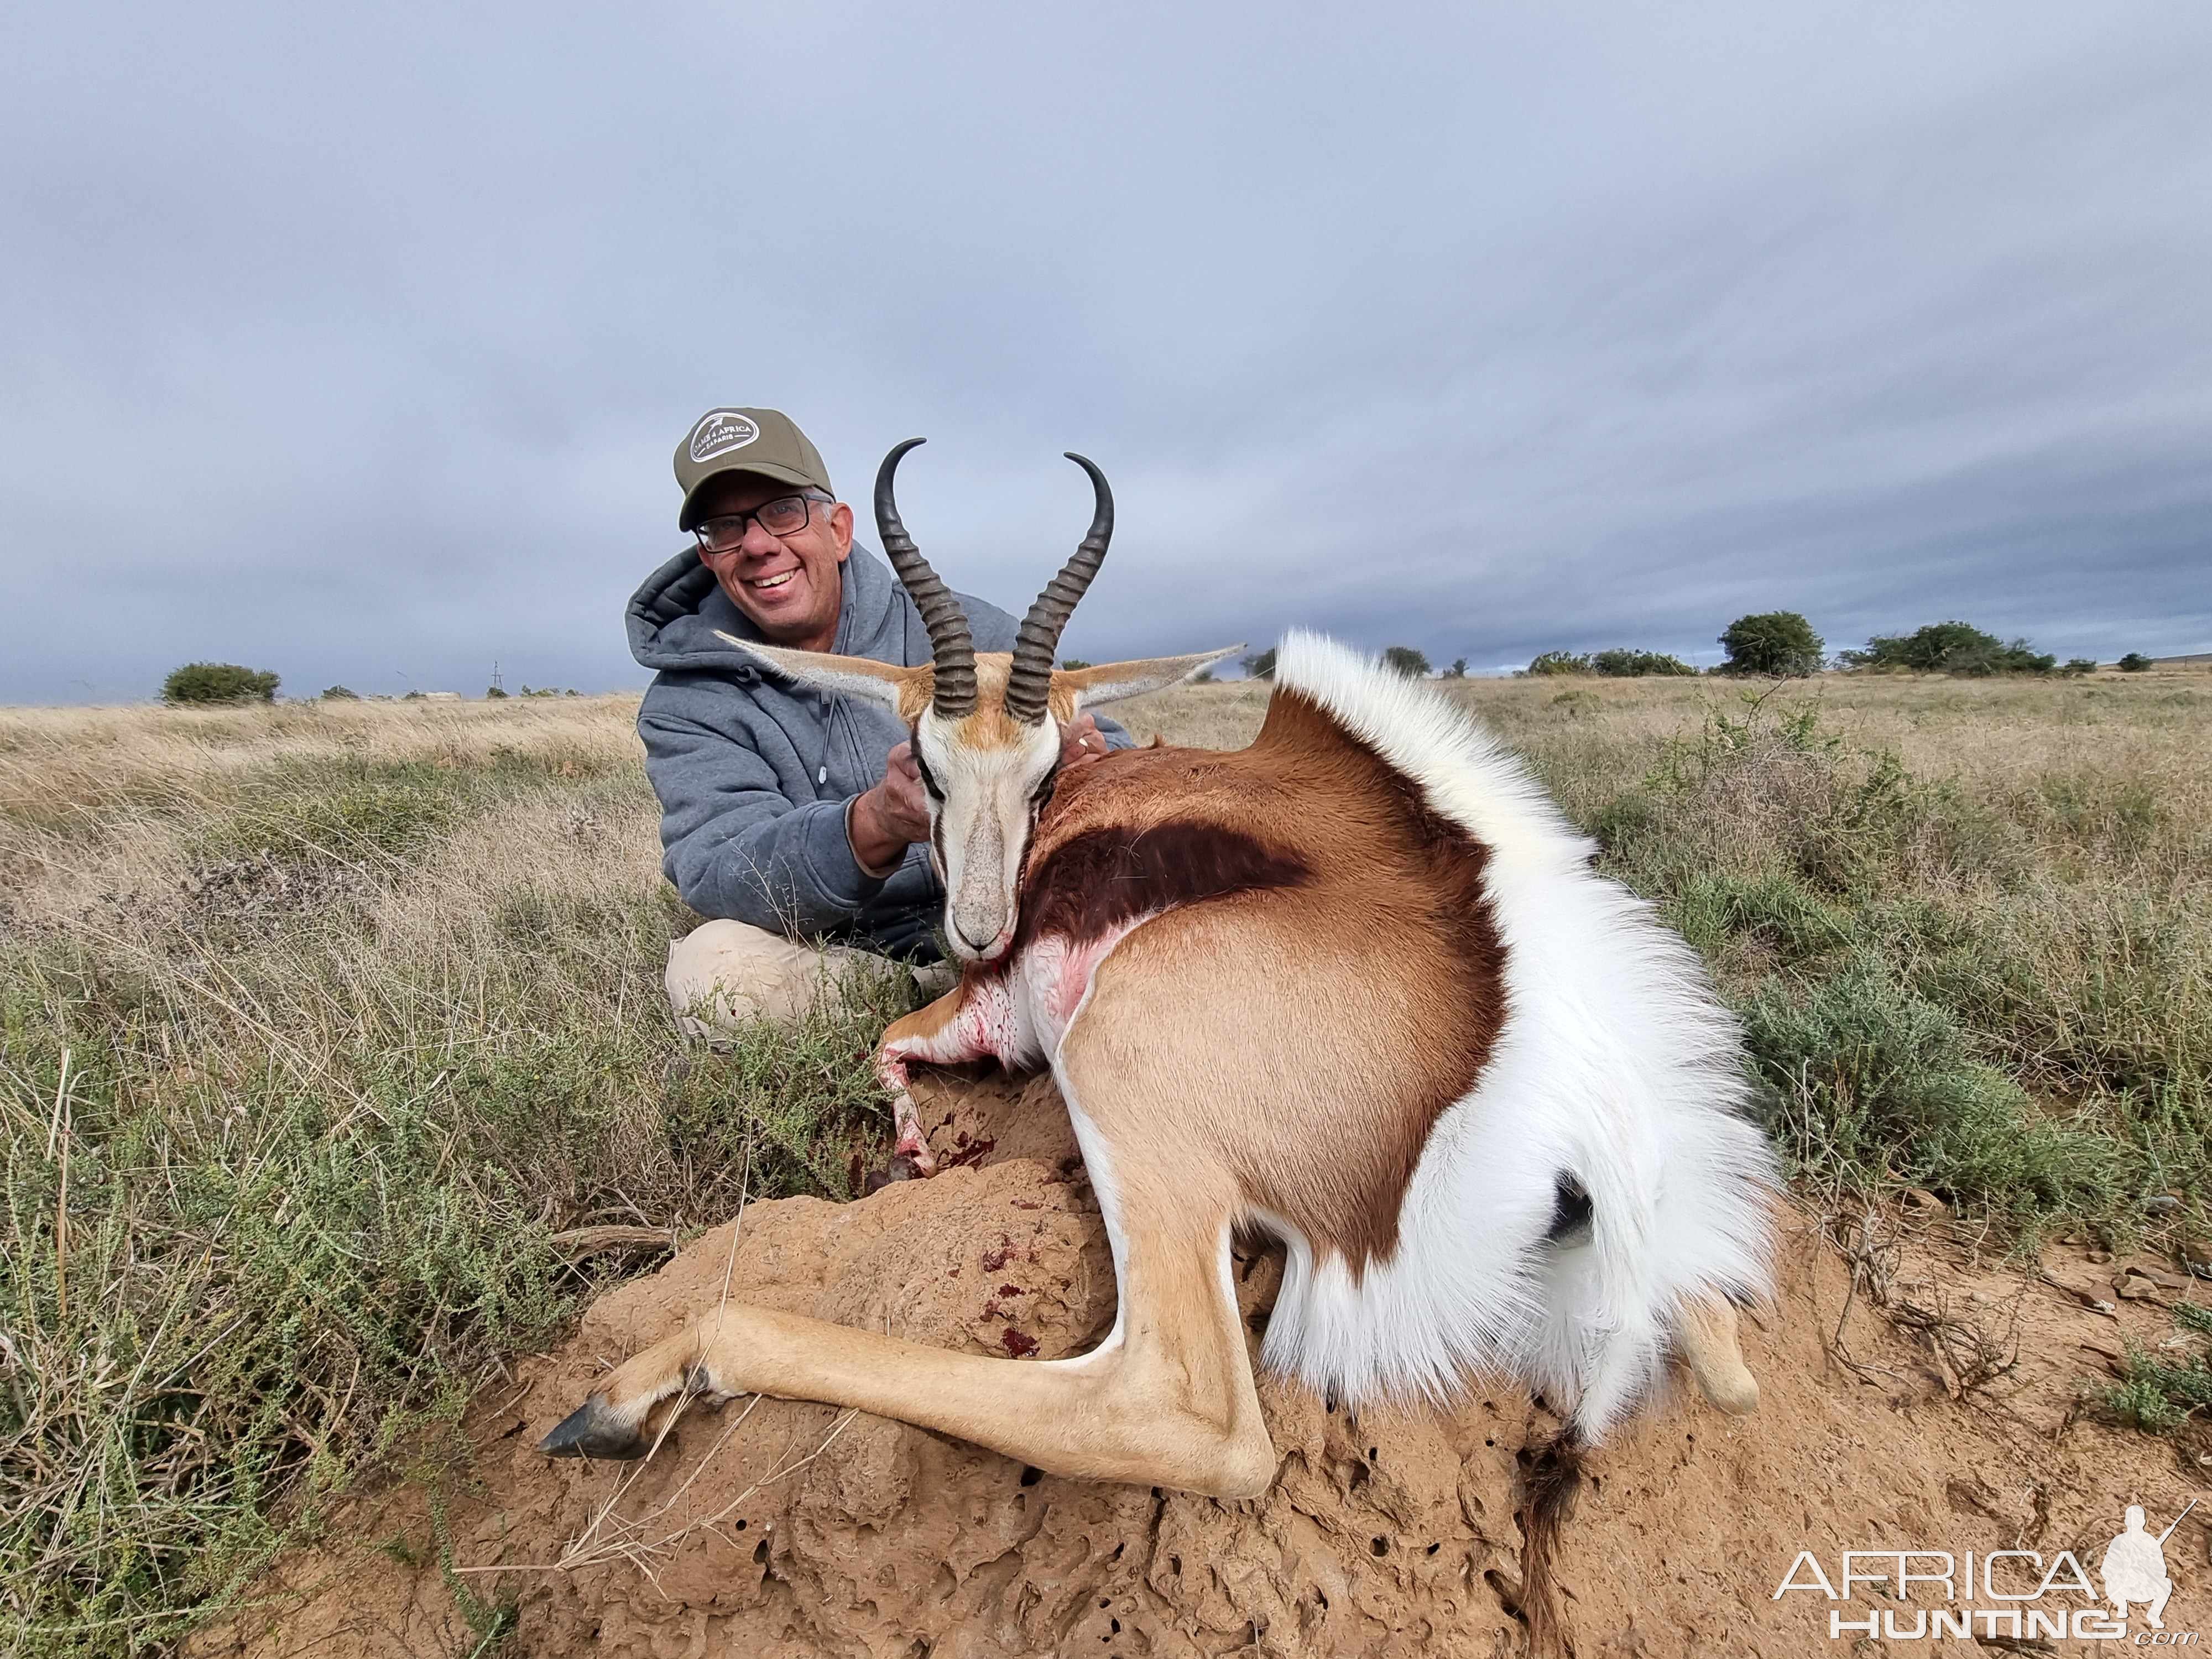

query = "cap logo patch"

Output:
[[690, 411, 760, 463]]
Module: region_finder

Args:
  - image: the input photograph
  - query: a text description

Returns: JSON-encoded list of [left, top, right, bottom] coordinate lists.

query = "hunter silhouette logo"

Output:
[[1775, 1499, 2201, 1641], [688, 410, 760, 463], [2104, 1500, 2194, 1630]]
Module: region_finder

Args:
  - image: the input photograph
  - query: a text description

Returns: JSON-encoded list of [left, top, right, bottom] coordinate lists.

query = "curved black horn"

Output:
[[1003, 452, 1113, 725], [874, 438, 977, 718]]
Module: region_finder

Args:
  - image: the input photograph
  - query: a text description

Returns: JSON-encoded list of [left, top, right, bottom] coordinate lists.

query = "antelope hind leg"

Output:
[[1676, 1292, 1760, 1416]]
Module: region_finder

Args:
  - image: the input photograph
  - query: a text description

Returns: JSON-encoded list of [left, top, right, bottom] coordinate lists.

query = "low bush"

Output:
[[1525, 650, 1590, 676], [1843, 622, 2056, 676], [162, 662, 280, 705], [1591, 649, 1697, 677]]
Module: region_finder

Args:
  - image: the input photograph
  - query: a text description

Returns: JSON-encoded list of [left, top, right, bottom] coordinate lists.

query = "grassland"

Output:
[[3, 666, 2209, 1653]]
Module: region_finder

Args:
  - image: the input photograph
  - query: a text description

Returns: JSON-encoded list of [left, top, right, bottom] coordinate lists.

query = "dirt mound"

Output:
[[197, 1076, 2209, 1657]]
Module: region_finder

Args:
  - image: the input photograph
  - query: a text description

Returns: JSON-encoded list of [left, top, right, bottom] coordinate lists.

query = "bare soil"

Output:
[[194, 1074, 2211, 1658]]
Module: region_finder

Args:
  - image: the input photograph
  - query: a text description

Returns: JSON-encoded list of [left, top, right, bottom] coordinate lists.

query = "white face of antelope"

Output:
[[710, 638, 1244, 966], [910, 702, 1062, 963]]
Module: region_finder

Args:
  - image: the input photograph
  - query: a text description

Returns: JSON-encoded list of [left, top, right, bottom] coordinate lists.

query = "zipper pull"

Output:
[[817, 766, 828, 785]]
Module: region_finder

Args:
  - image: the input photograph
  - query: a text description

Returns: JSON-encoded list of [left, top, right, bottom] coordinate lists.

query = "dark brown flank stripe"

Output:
[[1012, 822, 1311, 954]]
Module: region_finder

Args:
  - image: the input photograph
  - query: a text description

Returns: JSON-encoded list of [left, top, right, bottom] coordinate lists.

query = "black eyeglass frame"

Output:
[[692, 490, 833, 555]]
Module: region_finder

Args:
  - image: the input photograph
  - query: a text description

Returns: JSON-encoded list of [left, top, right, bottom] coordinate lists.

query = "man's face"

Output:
[[693, 473, 855, 650]]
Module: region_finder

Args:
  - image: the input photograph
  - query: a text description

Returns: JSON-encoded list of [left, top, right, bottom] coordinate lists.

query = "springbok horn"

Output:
[[1003, 453, 1113, 726], [1677, 1294, 1760, 1416], [875, 438, 978, 719]]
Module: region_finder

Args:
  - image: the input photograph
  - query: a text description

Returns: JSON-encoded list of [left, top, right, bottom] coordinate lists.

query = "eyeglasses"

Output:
[[693, 493, 825, 554]]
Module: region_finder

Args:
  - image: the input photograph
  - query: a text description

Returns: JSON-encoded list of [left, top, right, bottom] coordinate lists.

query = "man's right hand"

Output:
[[848, 740, 932, 874]]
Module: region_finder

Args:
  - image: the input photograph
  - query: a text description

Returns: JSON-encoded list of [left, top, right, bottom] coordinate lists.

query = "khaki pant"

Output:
[[665, 918, 956, 1037]]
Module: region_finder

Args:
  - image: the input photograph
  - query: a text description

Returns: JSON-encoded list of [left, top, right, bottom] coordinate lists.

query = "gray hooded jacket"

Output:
[[626, 541, 1128, 961]]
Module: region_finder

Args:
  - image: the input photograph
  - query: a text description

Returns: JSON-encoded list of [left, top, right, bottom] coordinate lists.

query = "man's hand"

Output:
[[1060, 713, 1112, 769], [848, 740, 932, 875]]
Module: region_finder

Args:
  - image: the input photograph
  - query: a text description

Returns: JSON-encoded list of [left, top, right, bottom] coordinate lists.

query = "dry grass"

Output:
[[2, 664, 2208, 1653]]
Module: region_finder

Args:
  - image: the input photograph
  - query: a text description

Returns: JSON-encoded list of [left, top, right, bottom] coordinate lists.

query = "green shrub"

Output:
[[1741, 955, 2121, 1216], [2104, 1340, 2212, 1433], [1718, 612, 1823, 677], [2120, 653, 2154, 672], [1591, 648, 1696, 677], [319, 685, 360, 701], [163, 662, 280, 705], [1843, 622, 2055, 676], [1381, 645, 1431, 677], [1059, 657, 1094, 671], [484, 684, 508, 699], [1526, 650, 1592, 676], [2063, 659, 2098, 676]]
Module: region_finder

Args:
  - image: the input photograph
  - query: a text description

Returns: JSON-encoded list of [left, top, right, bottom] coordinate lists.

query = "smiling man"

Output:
[[626, 406, 1129, 1034]]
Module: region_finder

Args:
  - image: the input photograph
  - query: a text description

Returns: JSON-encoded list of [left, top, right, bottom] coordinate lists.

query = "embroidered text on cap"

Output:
[[690, 411, 761, 463]]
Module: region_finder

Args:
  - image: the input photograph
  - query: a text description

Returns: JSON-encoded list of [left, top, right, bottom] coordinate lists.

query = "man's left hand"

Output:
[[1059, 713, 1112, 769]]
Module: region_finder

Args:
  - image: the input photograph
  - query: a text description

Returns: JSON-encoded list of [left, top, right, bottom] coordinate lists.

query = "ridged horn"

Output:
[[1003, 452, 1112, 725], [874, 438, 976, 718]]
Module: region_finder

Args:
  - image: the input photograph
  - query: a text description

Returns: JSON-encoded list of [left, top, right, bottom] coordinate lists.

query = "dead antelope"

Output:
[[545, 440, 1780, 1640]]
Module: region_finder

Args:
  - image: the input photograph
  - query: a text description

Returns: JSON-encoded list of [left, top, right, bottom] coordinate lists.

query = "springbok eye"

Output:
[[912, 747, 944, 801]]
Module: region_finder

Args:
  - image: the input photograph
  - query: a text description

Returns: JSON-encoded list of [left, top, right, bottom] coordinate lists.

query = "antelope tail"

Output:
[[1519, 1426, 1584, 1658]]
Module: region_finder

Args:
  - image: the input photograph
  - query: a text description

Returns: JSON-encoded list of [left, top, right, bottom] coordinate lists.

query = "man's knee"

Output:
[[666, 920, 882, 1034]]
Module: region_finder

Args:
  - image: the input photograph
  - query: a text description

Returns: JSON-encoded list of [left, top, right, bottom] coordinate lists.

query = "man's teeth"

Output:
[[748, 571, 796, 591]]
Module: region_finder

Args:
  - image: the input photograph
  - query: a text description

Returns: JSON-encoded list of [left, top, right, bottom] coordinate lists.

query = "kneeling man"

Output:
[[628, 406, 1129, 1032]]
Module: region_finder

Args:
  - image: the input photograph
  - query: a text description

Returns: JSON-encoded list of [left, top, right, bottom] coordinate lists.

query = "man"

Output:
[[627, 406, 1130, 1032]]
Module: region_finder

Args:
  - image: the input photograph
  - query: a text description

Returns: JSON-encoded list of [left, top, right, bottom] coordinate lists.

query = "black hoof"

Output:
[[538, 1397, 649, 1460], [864, 1152, 926, 1194]]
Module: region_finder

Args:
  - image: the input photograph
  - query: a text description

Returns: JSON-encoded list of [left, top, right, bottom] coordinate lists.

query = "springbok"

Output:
[[544, 441, 1779, 1643]]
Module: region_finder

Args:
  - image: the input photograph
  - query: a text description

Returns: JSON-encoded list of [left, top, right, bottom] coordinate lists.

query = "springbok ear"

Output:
[[712, 632, 929, 719], [1055, 645, 1246, 712]]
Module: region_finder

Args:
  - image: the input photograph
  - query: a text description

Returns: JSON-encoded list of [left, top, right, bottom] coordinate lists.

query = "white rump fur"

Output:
[[1245, 632, 1778, 1441]]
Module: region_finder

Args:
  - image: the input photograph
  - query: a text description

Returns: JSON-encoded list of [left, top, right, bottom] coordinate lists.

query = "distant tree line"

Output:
[[159, 662, 586, 705], [1506, 612, 2164, 681], [159, 618, 2170, 712], [1527, 648, 1697, 678]]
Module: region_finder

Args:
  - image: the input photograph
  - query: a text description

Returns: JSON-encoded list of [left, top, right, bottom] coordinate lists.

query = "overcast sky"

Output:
[[3, 2, 2206, 701]]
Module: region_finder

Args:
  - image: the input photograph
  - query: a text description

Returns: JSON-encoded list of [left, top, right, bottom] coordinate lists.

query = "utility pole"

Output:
[[491, 660, 504, 694]]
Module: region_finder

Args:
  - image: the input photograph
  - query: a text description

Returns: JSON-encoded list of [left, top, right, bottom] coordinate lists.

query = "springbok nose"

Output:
[[953, 920, 998, 954]]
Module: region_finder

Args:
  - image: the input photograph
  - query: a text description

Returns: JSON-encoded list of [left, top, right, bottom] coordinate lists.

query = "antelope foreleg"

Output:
[[542, 1211, 1275, 1496], [871, 981, 984, 1177]]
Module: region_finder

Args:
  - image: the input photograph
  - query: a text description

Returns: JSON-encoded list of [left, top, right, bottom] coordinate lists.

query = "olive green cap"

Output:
[[673, 406, 834, 530]]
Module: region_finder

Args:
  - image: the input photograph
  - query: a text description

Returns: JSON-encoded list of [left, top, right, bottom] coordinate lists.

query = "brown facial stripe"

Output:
[[1013, 822, 1310, 952]]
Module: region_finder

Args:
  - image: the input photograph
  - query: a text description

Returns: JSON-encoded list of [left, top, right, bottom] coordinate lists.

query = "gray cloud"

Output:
[[3, 1, 2206, 702]]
